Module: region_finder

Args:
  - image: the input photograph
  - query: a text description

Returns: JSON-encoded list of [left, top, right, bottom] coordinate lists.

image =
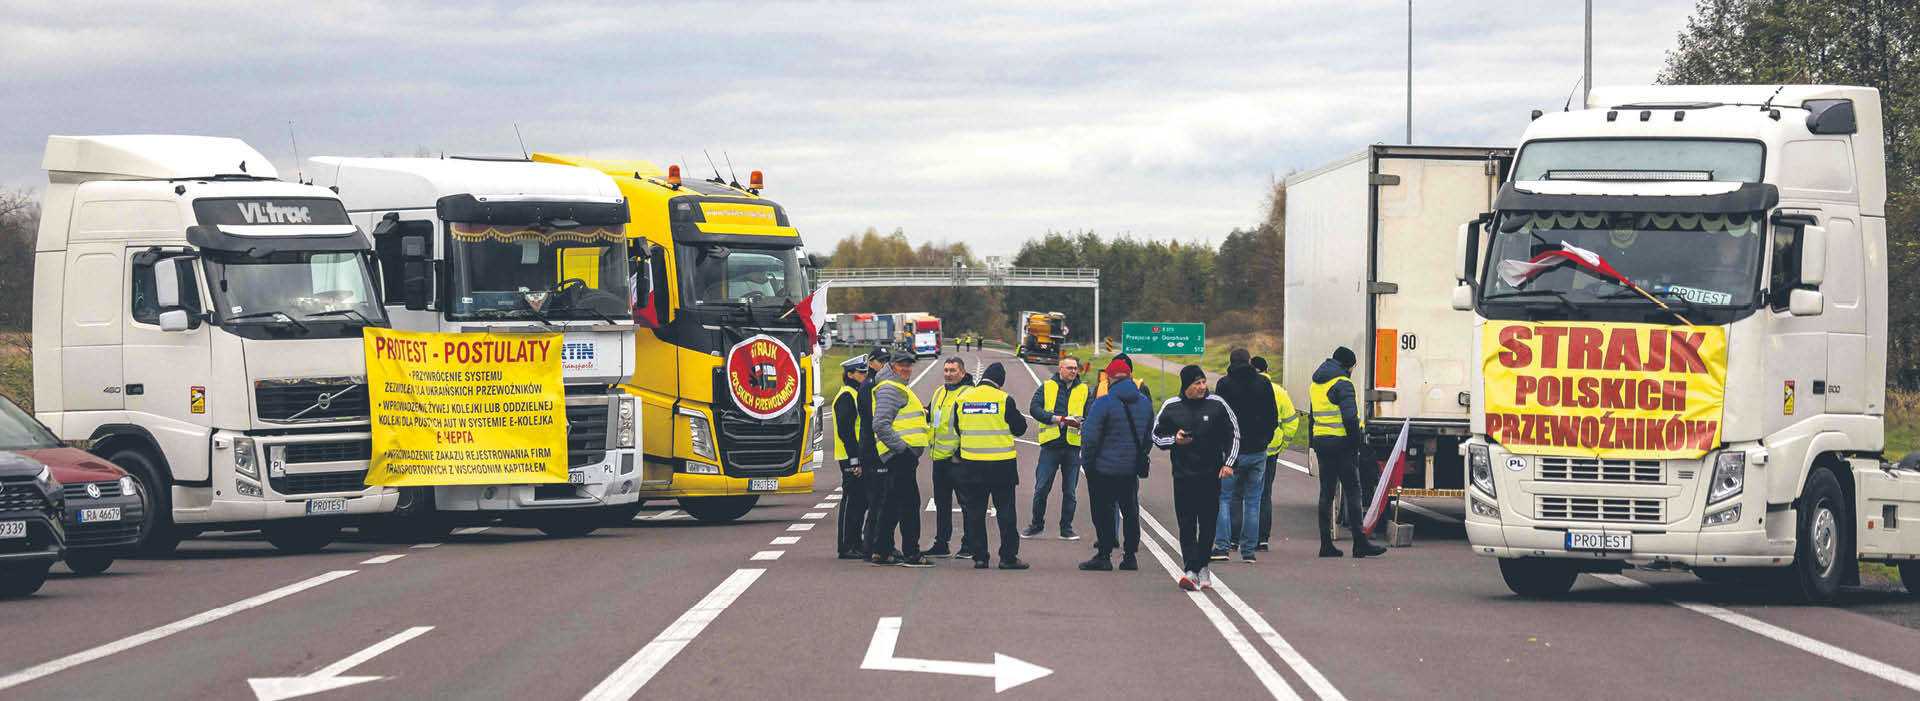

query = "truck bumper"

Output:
[[176, 430, 399, 525], [434, 450, 644, 511], [1468, 518, 1794, 567], [640, 471, 815, 498]]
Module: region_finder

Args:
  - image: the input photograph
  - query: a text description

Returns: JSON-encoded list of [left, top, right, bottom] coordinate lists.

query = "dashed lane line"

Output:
[[787, 523, 816, 532], [770, 536, 801, 546], [452, 527, 490, 535], [814, 502, 837, 509], [1278, 459, 1310, 475], [360, 554, 407, 565], [750, 551, 785, 561], [581, 569, 766, 701], [801, 512, 828, 520], [410, 543, 442, 549]]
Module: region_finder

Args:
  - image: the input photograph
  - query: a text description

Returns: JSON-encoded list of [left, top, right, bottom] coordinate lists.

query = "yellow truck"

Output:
[[1017, 311, 1067, 364], [533, 155, 816, 521]]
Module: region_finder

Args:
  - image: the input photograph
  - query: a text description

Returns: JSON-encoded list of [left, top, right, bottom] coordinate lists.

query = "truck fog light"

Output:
[[1708, 451, 1745, 504], [483, 486, 498, 500], [1471, 497, 1500, 518], [234, 438, 259, 479], [235, 479, 262, 498], [1704, 503, 1742, 526], [617, 427, 636, 449], [685, 461, 721, 475]]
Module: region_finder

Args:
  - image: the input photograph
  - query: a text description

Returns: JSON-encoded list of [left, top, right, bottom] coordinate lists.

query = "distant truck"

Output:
[[841, 313, 896, 346], [1283, 145, 1513, 494], [909, 316, 942, 357], [1017, 311, 1067, 364]]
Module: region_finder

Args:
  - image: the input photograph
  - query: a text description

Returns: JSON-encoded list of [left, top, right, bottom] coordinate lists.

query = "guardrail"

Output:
[[816, 267, 1100, 288]]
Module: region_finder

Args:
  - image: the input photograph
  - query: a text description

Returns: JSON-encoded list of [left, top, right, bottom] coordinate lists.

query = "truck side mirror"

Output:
[[157, 309, 190, 332], [400, 233, 431, 311], [1789, 288, 1825, 317], [1451, 284, 1475, 311], [1456, 219, 1483, 282], [153, 258, 181, 309], [1798, 224, 1826, 286]]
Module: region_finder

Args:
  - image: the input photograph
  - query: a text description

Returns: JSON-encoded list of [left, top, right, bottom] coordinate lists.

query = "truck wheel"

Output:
[[63, 552, 115, 576], [0, 564, 51, 598], [1784, 468, 1849, 603], [538, 515, 600, 538], [364, 488, 454, 543], [105, 447, 182, 556], [263, 522, 341, 554], [679, 496, 759, 522], [1900, 562, 1920, 596], [1498, 558, 1578, 597]]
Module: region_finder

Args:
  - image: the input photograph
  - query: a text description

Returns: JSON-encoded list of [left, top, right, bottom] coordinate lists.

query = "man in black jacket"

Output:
[[1211, 348, 1278, 562], [955, 363, 1030, 570], [1152, 365, 1239, 591], [1310, 347, 1386, 559]]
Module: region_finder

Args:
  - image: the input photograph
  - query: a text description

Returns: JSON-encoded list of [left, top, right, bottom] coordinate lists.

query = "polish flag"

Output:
[[795, 281, 831, 349], [1362, 419, 1411, 535], [1497, 243, 1631, 288], [630, 272, 661, 328]]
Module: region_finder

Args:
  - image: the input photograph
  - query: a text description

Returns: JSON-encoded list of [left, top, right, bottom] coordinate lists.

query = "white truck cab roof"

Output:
[[44, 134, 277, 183], [308, 157, 622, 212]]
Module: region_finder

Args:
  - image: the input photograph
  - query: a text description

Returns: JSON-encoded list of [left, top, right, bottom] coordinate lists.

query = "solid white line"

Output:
[[751, 551, 785, 561], [452, 527, 490, 535], [316, 625, 434, 677], [360, 554, 407, 565], [770, 536, 801, 545], [1594, 574, 1920, 692], [815, 502, 837, 509], [1017, 359, 1042, 387], [1397, 502, 1462, 525], [410, 543, 442, 549], [0, 570, 357, 692], [1278, 459, 1310, 475], [788, 523, 816, 532], [1140, 511, 1342, 700], [1134, 509, 1299, 700], [801, 512, 827, 520], [581, 568, 766, 701]]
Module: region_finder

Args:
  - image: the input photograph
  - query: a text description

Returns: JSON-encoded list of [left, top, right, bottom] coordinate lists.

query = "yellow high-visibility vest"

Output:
[[875, 379, 930, 457], [1310, 375, 1363, 438], [1268, 379, 1302, 455], [832, 385, 862, 461], [955, 384, 1017, 462], [1036, 379, 1088, 447], [929, 383, 969, 460]]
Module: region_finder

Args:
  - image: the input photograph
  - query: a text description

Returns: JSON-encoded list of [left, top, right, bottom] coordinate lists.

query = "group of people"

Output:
[[831, 342, 1387, 590]]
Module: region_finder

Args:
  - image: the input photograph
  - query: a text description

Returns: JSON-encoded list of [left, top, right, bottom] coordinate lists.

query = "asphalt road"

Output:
[[4, 346, 1920, 699]]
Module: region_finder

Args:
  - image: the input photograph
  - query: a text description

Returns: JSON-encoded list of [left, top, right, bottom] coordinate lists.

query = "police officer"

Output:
[[1310, 347, 1387, 559], [925, 357, 972, 558], [868, 350, 935, 567], [834, 354, 872, 560], [955, 363, 1029, 570], [1025, 356, 1088, 540]]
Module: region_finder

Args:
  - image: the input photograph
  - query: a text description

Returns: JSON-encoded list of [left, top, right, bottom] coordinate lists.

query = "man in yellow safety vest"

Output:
[[834, 354, 872, 560], [953, 362, 1030, 570], [925, 357, 973, 558], [1309, 347, 1386, 559], [1025, 356, 1088, 540], [868, 349, 936, 567]]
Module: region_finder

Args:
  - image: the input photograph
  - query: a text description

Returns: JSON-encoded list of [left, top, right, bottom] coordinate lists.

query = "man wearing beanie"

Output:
[[954, 363, 1030, 570], [1078, 357, 1153, 571], [1310, 347, 1387, 558], [1152, 364, 1240, 590], [1211, 348, 1279, 563]]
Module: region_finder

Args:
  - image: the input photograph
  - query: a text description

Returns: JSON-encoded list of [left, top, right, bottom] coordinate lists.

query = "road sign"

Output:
[[1121, 322, 1205, 355]]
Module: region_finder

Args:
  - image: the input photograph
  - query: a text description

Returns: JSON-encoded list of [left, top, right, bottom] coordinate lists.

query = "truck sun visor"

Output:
[[1495, 181, 1779, 215], [435, 194, 630, 227], [185, 224, 371, 254]]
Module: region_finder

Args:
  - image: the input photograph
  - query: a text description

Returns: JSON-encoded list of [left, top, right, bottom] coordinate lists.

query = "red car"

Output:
[[1, 396, 145, 576]]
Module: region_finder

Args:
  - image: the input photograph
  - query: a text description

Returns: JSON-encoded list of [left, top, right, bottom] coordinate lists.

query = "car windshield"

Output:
[[680, 244, 807, 306], [0, 398, 60, 451], [204, 250, 387, 326], [1513, 138, 1765, 182], [448, 223, 632, 320], [1479, 210, 1766, 310]]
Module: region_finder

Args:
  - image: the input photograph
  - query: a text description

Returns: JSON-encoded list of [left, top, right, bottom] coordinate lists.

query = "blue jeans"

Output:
[[1029, 444, 1080, 530], [1214, 452, 1268, 556]]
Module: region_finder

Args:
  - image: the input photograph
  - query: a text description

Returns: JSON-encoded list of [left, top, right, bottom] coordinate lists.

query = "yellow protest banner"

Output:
[[364, 328, 568, 486], [1481, 321, 1727, 460]]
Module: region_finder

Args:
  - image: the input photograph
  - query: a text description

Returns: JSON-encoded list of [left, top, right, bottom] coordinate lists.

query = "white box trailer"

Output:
[[1283, 145, 1512, 491]]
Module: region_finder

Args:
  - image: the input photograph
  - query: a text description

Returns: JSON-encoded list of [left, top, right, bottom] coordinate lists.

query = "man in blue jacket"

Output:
[[1078, 358, 1154, 571]]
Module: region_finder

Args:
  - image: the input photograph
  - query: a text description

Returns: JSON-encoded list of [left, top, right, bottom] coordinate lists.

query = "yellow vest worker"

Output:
[[833, 385, 862, 462], [954, 362, 1030, 570], [929, 382, 969, 461], [1268, 377, 1301, 455], [1310, 375, 1363, 438], [956, 384, 1018, 462], [874, 378, 930, 457], [1035, 379, 1089, 446]]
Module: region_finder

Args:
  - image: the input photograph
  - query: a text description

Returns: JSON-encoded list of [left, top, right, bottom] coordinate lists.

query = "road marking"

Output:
[[770, 536, 801, 545], [1594, 574, 1920, 692], [1133, 512, 1299, 700], [815, 502, 837, 509], [452, 527, 490, 535], [1278, 459, 1310, 475], [751, 550, 785, 561], [1396, 502, 1461, 525], [410, 543, 441, 549], [582, 568, 766, 701], [910, 361, 939, 387], [248, 625, 432, 701], [1017, 359, 1042, 387], [801, 512, 827, 520], [861, 616, 1053, 693], [359, 554, 406, 565], [788, 523, 815, 531], [647, 510, 687, 521], [834, 486, 843, 492], [826, 493, 843, 500], [0, 570, 358, 693]]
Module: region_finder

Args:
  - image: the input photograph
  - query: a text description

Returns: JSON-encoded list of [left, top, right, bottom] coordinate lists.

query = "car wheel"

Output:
[[63, 552, 115, 576], [262, 522, 341, 554], [105, 447, 181, 556], [1498, 558, 1579, 598], [1784, 468, 1849, 603], [678, 495, 759, 522], [0, 563, 52, 598]]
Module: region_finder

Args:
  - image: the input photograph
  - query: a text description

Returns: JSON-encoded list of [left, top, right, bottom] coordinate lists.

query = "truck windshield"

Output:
[[448, 223, 632, 321], [0, 397, 60, 451], [1513, 139, 1765, 182], [680, 244, 807, 306], [205, 250, 388, 331], [1479, 210, 1766, 314]]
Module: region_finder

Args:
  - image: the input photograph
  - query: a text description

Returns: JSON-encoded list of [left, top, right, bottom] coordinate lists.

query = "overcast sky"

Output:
[[2, 0, 1695, 256]]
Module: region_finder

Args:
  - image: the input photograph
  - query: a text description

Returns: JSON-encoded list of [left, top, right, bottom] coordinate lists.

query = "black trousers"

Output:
[[932, 459, 960, 547], [1086, 473, 1140, 558], [1172, 475, 1221, 573], [961, 483, 1019, 563], [836, 462, 870, 554], [868, 451, 923, 558], [1314, 445, 1369, 546]]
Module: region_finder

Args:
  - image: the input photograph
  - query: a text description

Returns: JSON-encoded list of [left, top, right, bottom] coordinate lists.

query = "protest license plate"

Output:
[[569, 471, 588, 485], [78, 507, 121, 523], [1565, 530, 1631, 552], [305, 498, 348, 515], [748, 478, 779, 492], [0, 521, 23, 539]]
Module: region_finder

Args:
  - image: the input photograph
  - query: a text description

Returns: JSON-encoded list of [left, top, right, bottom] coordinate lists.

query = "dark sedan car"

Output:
[[0, 396, 143, 576], [0, 399, 66, 596]]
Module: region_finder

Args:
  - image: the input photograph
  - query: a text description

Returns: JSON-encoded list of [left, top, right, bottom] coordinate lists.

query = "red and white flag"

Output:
[[795, 281, 831, 349], [1497, 242, 1631, 289], [1362, 419, 1412, 535]]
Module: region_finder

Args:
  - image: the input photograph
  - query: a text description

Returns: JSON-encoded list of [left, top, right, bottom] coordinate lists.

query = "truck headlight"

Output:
[[1708, 451, 1744, 505], [617, 398, 637, 449], [119, 476, 138, 496], [233, 437, 258, 479], [679, 408, 717, 460], [1468, 444, 1495, 497]]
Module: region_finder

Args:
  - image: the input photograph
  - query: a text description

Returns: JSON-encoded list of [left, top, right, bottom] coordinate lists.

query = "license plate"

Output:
[[748, 478, 779, 492], [568, 471, 587, 485], [78, 507, 121, 523], [0, 521, 23, 539], [305, 498, 348, 514], [1565, 530, 1631, 552]]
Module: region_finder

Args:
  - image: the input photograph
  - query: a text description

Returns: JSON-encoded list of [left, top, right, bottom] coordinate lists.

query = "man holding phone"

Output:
[[1024, 356, 1088, 540], [1152, 365, 1240, 591]]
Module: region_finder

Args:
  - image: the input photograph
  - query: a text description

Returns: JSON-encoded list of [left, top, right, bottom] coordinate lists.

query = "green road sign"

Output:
[[1121, 322, 1205, 355]]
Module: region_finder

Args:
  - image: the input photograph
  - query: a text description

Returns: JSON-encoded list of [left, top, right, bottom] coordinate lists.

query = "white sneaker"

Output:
[[1178, 571, 1198, 591], [1199, 569, 1214, 590]]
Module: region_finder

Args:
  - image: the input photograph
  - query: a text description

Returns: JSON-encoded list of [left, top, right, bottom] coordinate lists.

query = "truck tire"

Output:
[[363, 487, 454, 543], [63, 552, 115, 576], [105, 447, 182, 556], [1498, 558, 1578, 598], [679, 496, 759, 522], [0, 563, 51, 598], [1784, 467, 1849, 603], [1900, 562, 1920, 596], [262, 522, 341, 554]]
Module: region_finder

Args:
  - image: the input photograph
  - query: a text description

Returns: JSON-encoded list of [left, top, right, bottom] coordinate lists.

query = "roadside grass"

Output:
[[0, 332, 28, 412], [1886, 389, 1920, 459]]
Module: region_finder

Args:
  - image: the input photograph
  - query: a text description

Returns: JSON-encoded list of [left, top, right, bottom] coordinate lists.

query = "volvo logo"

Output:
[[285, 384, 360, 422], [85, 483, 101, 499]]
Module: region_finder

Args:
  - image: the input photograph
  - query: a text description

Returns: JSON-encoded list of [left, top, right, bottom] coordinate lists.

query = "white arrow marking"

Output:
[[861, 617, 1051, 693], [248, 626, 432, 701]]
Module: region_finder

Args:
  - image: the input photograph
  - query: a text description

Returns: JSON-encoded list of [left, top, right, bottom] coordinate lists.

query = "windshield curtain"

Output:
[[1479, 210, 1766, 311], [1513, 138, 1765, 182], [678, 243, 807, 306], [448, 223, 632, 320], [205, 250, 387, 327], [0, 398, 60, 451]]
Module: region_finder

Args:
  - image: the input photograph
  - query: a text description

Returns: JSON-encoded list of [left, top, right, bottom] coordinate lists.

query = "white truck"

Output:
[[31, 135, 398, 554], [1284, 145, 1512, 495], [314, 156, 642, 537], [1455, 85, 1919, 602]]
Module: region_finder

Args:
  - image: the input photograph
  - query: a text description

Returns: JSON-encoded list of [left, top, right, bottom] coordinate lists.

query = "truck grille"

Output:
[[1538, 495, 1663, 524], [270, 470, 368, 495], [0, 478, 51, 513], [717, 412, 803, 477], [283, 441, 372, 464], [1538, 457, 1662, 484], [255, 379, 369, 422], [566, 403, 609, 469], [62, 481, 124, 500]]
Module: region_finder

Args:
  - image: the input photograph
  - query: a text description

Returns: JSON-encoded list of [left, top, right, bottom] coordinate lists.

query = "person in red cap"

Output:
[[1078, 357, 1154, 570]]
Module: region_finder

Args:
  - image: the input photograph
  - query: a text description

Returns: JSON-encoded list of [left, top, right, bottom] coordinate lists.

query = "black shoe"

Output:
[[1353, 542, 1388, 558], [1060, 528, 1081, 541], [925, 543, 951, 557], [870, 554, 896, 566], [1019, 525, 1043, 539], [838, 551, 864, 560], [1078, 556, 1113, 571], [1318, 545, 1343, 558], [1256, 542, 1271, 552], [1209, 549, 1230, 562], [1241, 554, 1257, 564], [974, 559, 989, 569], [954, 550, 976, 560], [998, 558, 1031, 570], [1118, 555, 1139, 570], [898, 555, 937, 568]]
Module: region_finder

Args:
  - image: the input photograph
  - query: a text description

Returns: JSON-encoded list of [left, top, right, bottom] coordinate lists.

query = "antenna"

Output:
[[1758, 85, 1786, 111], [287, 121, 304, 182], [1562, 75, 1585, 112], [723, 151, 740, 188], [513, 123, 529, 159], [703, 150, 724, 182]]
